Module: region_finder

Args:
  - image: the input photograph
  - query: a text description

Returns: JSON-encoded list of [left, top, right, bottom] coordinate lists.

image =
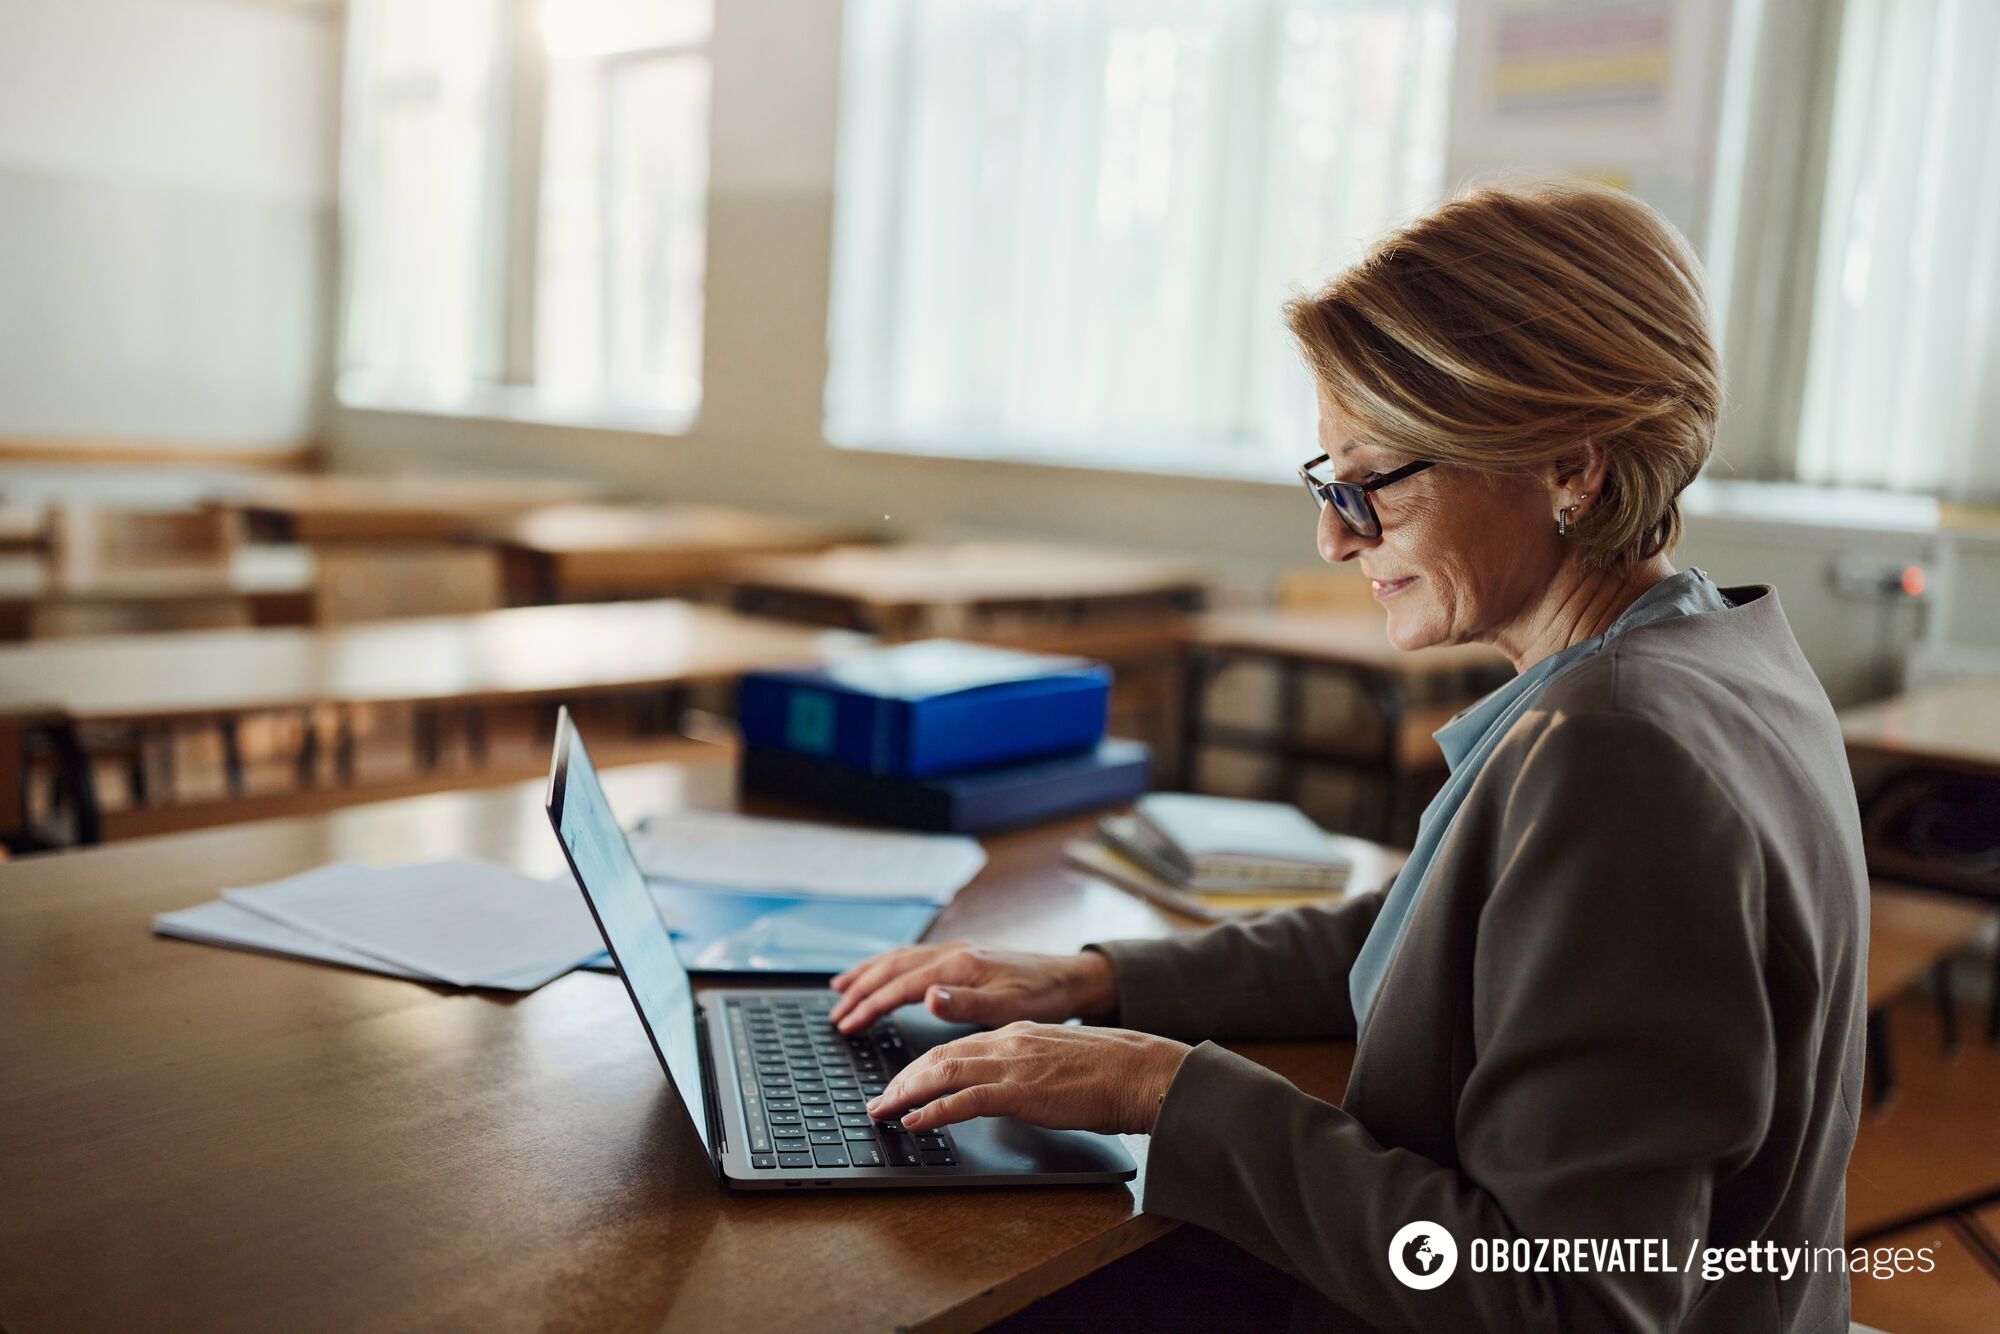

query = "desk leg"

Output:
[[218, 718, 245, 797], [44, 720, 100, 847], [1867, 1009, 1895, 1107], [1277, 660, 1305, 805], [1178, 649, 1210, 791], [296, 709, 320, 787], [464, 706, 488, 765], [1990, 940, 2000, 1044], [335, 708, 357, 786]]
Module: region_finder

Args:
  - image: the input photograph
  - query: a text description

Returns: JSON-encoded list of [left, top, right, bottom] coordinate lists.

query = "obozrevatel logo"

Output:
[[1388, 1221, 1459, 1290]]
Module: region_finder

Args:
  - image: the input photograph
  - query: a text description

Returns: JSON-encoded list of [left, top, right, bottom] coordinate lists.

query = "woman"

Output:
[[828, 182, 1867, 1332]]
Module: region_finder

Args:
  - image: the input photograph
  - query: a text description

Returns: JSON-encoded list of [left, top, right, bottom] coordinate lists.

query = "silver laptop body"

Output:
[[544, 708, 1137, 1190]]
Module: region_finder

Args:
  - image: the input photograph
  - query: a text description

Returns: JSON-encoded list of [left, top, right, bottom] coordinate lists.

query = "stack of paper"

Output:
[[154, 860, 606, 991], [606, 811, 986, 975], [626, 810, 986, 903]]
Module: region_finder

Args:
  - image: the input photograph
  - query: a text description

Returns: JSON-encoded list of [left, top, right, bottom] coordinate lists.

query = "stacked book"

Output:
[[738, 639, 1150, 833], [1067, 792, 1365, 921]]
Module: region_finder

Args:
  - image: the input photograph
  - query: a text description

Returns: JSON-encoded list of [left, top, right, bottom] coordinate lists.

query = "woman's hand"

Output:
[[827, 941, 1117, 1034], [866, 1022, 1192, 1135]]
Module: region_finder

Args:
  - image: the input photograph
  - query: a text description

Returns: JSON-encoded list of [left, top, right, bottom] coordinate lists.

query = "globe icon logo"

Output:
[[1388, 1221, 1458, 1290]]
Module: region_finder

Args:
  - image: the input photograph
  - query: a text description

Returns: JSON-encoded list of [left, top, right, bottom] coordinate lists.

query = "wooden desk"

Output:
[[1180, 608, 1511, 837], [0, 502, 47, 550], [484, 504, 860, 604], [730, 542, 1208, 639], [0, 599, 861, 726], [232, 474, 600, 543], [0, 760, 1362, 1332], [0, 547, 317, 639], [1841, 677, 2000, 779], [1841, 679, 2000, 1043], [0, 600, 864, 846]]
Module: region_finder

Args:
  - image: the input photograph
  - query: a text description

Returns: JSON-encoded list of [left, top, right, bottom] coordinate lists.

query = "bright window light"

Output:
[[825, 0, 1455, 475], [339, 0, 712, 426]]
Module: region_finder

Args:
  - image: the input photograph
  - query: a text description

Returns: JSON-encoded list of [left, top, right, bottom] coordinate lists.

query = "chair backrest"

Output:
[[311, 544, 504, 624], [50, 504, 239, 571]]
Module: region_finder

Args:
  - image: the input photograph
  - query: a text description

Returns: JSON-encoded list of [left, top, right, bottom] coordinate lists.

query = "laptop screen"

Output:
[[545, 710, 711, 1152]]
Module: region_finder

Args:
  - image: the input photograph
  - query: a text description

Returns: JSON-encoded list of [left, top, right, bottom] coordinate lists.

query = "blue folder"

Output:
[[739, 640, 1111, 778]]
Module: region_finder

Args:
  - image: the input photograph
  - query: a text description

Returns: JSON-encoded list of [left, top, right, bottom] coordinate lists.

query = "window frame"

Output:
[[334, 0, 710, 433]]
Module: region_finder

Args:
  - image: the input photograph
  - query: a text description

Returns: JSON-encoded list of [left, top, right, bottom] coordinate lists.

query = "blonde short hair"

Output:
[[1284, 181, 1718, 568]]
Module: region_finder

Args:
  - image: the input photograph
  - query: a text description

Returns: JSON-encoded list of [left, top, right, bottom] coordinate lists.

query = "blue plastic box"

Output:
[[738, 640, 1111, 778]]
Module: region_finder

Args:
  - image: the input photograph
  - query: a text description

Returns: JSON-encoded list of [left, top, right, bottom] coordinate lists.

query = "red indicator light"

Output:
[[1900, 565, 1925, 597]]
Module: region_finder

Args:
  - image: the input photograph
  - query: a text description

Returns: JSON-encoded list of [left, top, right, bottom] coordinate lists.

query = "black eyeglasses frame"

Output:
[[1297, 454, 1436, 539]]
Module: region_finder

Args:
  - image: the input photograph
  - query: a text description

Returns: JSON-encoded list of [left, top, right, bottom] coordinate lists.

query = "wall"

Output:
[[0, 0, 340, 450], [328, 0, 1972, 707]]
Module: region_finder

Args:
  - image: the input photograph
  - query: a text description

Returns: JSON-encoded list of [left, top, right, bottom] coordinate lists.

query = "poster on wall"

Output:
[[1491, 0, 1673, 114], [1446, 0, 1734, 248]]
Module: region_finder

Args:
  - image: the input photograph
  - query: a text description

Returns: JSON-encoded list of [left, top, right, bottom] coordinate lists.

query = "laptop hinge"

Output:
[[693, 1002, 728, 1180]]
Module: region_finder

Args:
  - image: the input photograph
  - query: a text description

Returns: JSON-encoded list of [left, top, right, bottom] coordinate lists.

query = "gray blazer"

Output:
[[1093, 585, 1867, 1332]]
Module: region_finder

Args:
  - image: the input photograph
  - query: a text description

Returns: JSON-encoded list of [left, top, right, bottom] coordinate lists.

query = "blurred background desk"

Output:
[[483, 503, 862, 604], [1181, 607, 1509, 841], [0, 601, 865, 844], [0, 760, 1360, 1333], [0, 546, 317, 639], [230, 474, 600, 543]]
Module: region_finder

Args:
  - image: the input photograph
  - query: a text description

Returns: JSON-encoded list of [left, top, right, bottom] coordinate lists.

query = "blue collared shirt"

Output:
[[1346, 567, 1731, 1032]]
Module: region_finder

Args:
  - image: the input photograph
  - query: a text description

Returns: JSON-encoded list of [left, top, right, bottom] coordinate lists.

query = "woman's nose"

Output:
[[1317, 504, 1373, 564]]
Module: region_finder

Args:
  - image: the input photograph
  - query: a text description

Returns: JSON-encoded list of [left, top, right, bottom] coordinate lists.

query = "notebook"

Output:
[[1130, 793, 1359, 891]]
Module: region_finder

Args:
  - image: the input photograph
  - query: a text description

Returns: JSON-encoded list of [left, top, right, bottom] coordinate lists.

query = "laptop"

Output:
[[544, 708, 1137, 1190]]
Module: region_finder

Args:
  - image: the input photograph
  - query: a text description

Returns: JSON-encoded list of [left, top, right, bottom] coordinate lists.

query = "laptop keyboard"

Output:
[[726, 994, 957, 1171]]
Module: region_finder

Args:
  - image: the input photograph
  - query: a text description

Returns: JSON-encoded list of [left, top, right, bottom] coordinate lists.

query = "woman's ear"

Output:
[[1551, 441, 1610, 512]]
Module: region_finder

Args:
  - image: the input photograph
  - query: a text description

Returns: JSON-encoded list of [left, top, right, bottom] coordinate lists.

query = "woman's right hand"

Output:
[[826, 941, 1118, 1034]]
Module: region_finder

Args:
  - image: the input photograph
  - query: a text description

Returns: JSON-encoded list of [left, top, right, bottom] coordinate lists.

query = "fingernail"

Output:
[[932, 988, 951, 1006]]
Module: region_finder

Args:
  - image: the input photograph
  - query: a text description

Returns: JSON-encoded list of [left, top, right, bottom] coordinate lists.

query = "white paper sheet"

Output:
[[221, 859, 604, 990], [627, 811, 986, 904], [153, 898, 433, 981]]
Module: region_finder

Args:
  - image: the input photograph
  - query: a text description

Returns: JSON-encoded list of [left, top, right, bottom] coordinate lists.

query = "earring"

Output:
[[1556, 492, 1589, 538]]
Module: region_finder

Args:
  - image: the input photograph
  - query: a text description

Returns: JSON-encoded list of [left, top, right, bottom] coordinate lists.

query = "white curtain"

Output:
[[1795, 0, 2000, 500], [825, 0, 1454, 473]]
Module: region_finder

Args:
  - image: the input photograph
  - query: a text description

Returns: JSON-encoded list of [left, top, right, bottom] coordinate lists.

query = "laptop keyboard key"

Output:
[[849, 1143, 884, 1167], [752, 1155, 777, 1169], [778, 1152, 813, 1168], [882, 1136, 919, 1167], [805, 1117, 837, 1131], [842, 1126, 875, 1141], [808, 1130, 843, 1146], [919, 1150, 958, 1166], [812, 1143, 851, 1168]]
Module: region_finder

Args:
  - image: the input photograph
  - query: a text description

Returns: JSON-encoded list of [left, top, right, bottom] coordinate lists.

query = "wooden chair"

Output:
[[49, 504, 239, 571], [1865, 881, 1991, 1106], [310, 544, 504, 625]]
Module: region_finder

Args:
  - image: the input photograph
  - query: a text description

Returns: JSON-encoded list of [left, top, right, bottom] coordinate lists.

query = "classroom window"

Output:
[[1792, 0, 2000, 500], [338, 0, 711, 426], [825, 0, 1455, 476]]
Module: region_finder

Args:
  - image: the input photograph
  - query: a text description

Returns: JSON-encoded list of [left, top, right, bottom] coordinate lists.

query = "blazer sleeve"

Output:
[[1085, 889, 1387, 1041], [1137, 711, 1777, 1332]]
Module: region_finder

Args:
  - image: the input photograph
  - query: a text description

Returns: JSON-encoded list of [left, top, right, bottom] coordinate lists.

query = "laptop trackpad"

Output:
[[892, 1005, 1138, 1178]]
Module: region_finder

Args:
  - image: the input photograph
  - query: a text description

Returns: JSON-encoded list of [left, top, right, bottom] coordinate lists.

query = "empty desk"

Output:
[[232, 474, 600, 543], [483, 503, 861, 604]]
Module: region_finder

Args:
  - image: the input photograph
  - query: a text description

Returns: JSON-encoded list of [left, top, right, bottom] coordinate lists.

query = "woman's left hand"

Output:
[[866, 1022, 1193, 1135]]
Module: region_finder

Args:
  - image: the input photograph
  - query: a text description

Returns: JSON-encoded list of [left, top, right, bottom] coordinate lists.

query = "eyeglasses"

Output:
[[1298, 454, 1435, 539]]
